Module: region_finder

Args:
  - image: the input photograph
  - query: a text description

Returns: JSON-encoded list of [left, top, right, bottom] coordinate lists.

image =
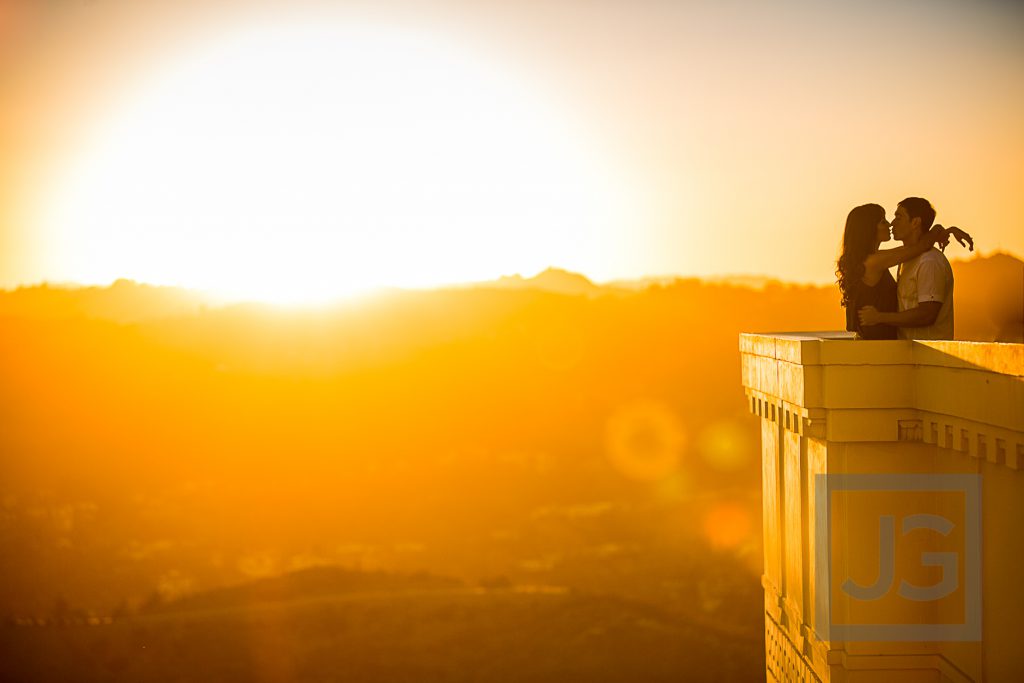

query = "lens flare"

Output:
[[604, 400, 686, 482], [696, 419, 753, 472], [702, 501, 752, 550]]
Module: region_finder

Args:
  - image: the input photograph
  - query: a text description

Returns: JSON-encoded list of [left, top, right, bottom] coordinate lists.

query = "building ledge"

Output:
[[740, 333, 1023, 456], [740, 332, 1023, 376], [741, 332, 1024, 681]]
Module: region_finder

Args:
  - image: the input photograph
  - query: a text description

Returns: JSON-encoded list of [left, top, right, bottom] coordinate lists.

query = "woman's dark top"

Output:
[[845, 269, 898, 339]]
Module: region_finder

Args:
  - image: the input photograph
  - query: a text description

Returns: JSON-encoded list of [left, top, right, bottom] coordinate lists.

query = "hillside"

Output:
[[0, 252, 1018, 681], [1, 568, 763, 682]]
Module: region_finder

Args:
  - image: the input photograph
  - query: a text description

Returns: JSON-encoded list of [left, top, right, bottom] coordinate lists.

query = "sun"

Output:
[[32, 20, 638, 304]]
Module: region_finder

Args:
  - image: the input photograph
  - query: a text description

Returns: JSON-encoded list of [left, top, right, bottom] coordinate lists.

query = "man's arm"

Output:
[[859, 302, 942, 328], [861, 256, 947, 328]]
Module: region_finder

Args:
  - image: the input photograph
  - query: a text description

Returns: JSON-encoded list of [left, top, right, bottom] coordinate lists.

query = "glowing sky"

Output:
[[1, 0, 1022, 297]]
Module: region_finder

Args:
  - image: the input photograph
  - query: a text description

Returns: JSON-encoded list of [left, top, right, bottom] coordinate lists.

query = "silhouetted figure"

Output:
[[857, 198, 972, 340], [837, 201, 972, 339]]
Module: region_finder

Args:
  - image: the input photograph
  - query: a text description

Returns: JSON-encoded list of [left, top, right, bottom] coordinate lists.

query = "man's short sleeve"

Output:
[[916, 257, 947, 304]]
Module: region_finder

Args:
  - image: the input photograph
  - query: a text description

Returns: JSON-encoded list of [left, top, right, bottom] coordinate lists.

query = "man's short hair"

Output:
[[898, 197, 936, 231]]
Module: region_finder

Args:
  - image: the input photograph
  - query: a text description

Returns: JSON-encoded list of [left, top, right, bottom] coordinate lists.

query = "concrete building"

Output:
[[740, 333, 1023, 682]]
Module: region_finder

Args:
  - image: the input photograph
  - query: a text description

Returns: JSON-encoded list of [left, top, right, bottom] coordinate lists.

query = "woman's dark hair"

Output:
[[836, 203, 885, 307]]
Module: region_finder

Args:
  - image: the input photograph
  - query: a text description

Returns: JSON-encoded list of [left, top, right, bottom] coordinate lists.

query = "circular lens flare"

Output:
[[604, 400, 686, 482], [702, 501, 753, 550]]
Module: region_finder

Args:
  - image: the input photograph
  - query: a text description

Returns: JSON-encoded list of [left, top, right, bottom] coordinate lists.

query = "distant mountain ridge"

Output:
[[950, 252, 1023, 342], [487, 267, 604, 296], [0, 278, 208, 323], [1, 253, 1020, 341]]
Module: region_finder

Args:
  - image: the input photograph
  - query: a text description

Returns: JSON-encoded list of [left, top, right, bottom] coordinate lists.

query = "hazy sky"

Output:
[[2, 0, 1022, 296]]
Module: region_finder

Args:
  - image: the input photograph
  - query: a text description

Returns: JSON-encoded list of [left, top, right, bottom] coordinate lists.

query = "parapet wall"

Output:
[[741, 332, 1022, 458], [740, 333, 1024, 683]]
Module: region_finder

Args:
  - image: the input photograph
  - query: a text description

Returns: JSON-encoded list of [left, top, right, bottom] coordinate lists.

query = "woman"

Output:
[[836, 204, 972, 339]]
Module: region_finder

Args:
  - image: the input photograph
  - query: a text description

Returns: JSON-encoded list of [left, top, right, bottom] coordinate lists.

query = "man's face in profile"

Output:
[[891, 205, 916, 242]]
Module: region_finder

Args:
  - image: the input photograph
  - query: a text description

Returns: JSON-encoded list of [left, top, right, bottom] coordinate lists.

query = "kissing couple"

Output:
[[837, 197, 973, 341]]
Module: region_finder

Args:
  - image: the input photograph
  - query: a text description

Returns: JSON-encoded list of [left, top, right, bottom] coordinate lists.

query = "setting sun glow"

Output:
[[1, 2, 1023, 681], [33, 21, 636, 304]]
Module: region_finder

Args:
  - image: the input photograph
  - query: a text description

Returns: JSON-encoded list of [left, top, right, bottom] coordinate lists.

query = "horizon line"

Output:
[[1, 250, 1017, 306]]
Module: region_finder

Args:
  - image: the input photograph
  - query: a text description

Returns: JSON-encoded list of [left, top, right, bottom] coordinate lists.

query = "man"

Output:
[[859, 197, 954, 340]]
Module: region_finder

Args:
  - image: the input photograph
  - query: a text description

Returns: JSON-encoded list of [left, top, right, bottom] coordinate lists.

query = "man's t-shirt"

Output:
[[896, 248, 954, 340]]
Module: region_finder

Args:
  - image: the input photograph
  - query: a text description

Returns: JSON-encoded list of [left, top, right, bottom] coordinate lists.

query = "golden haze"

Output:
[[0, 254, 1019, 679]]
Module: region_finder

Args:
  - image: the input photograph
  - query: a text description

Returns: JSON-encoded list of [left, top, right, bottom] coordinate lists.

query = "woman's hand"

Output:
[[926, 224, 948, 247], [931, 224, 974, 252], [945, 226, 974, 252]]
